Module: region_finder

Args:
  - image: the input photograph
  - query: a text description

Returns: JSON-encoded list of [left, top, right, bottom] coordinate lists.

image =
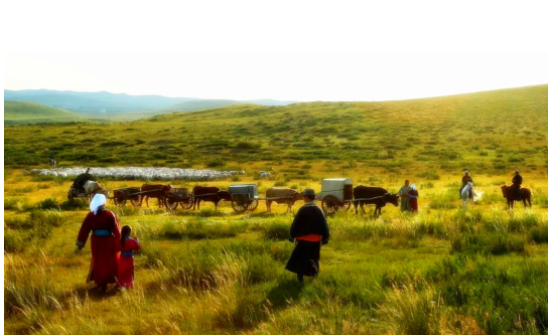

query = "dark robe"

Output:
[[512, 174, 523, 197], [285, 203, 329, 277], [408, 189, 419, 212], [76, 209, 121, 286]]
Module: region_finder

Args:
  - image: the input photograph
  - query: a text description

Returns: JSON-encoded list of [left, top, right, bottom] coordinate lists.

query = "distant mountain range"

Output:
[[4, 89, 297, 115]]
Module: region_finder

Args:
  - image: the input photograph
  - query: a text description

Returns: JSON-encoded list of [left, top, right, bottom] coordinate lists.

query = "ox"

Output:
[[141, 184, 173, 208], [192, 186, 231, 210], [501, 185, 532, 210], [265, 188, 303, 213], [353, 186, 399, 215]]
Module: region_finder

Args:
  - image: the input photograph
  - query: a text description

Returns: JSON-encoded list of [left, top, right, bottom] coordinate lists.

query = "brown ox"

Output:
[[501, 185, 532, 210], [192, 186, 231, 210], [141, 184, 173, 208], [266, 188, 303, 213]]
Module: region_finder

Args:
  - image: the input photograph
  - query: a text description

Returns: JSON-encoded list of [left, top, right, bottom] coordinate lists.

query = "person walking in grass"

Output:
[[408, 184, 419, 212], [285, 189, 329, 283], [76, 194, 121, 292], [398, 180, 412, 212], [118, 225, 141, 289]]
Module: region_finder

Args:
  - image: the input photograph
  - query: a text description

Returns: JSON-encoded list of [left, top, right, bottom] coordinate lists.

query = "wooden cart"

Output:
[[165, 188, 194, 210], [316, 178, 354, 214], [228, 184, 259, 213]]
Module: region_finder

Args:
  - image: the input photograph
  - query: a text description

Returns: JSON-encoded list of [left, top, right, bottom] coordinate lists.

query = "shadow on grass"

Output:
[[265, 278, 305, 310]]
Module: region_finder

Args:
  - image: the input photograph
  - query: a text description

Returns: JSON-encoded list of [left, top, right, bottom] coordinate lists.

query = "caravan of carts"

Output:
[[69, 172, 383, 214]]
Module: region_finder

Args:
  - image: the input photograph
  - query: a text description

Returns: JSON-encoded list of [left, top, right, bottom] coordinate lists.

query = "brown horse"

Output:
[[141, 184, 173, 208], [501, 185, 532, 210]]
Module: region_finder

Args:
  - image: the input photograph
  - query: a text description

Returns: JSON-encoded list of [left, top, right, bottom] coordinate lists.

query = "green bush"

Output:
[[529, 224, 548, 244], [4, 230, 26, 253], [4, 197, 24, 210], [260, 220, 290, 240], [39, 197, 59, 210]]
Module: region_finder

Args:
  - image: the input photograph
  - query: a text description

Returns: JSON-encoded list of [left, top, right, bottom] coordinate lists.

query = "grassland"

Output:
[[4, 85, 548, 334], [4, 101, 84, 124]]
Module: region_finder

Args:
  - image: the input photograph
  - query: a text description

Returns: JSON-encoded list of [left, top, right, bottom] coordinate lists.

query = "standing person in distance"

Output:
[[285, 189, 329, 283], [398, 180, 412, 212]]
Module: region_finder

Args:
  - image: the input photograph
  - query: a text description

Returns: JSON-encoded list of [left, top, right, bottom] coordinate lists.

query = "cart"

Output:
[[112, 187, 142, 206], [316, 178, 354, 214], [165, 188, 194, 210], [228, 184, 259, 213]]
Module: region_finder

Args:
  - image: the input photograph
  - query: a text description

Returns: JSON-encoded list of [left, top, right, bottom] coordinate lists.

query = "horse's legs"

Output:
[[361, 203, 366, 214], [266, 200, 271, 213], [145, 196, 149, 208], [353, 202, 358, 214]]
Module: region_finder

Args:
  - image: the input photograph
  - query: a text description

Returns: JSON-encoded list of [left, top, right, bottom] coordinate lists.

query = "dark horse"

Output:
[[501, 185, 532, 209]]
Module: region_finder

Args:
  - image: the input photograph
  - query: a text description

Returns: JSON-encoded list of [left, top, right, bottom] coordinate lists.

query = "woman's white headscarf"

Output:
[[411, 184, 417, 190], [90, 194, 107, 215]]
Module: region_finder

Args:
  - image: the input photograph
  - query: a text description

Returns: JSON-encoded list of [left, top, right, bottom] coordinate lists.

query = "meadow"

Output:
[[3, 85, 548, 334]]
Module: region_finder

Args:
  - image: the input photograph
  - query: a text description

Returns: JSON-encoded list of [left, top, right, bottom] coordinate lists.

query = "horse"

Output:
[[501, 185, 532, 210], [460, 182, 476, 208], [49, 158, 56, 167]]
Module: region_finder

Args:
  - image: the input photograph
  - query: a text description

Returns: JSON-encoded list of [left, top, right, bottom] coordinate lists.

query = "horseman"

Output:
[[460, 171, 473, 199], [511, 170, 523, 199]]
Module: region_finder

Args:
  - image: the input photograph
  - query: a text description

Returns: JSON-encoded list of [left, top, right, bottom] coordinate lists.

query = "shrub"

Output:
[[207, 158, 226, 168], [60, 198, 89, 210], [4, 197, 24, 210], [4, 230, 26, 253], [29, 210, 65, 228], [260, 220, 290, 240], [529, 223, 548, 244], [381, 284, 443, 335], [39, 197, 59, 210]]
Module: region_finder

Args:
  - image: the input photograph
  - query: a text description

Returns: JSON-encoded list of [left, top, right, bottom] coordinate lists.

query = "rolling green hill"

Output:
[[4, 101, 84, 124], [4, 85, 548, 175]]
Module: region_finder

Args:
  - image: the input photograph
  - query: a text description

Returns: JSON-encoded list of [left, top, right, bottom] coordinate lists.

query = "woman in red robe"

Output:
[[408, 184, 419, 212], [118, 225, 140, 289], [76, 194, 121, 290]]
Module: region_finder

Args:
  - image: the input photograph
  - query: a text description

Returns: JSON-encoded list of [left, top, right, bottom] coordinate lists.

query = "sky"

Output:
[[4, 52, 548, 102]]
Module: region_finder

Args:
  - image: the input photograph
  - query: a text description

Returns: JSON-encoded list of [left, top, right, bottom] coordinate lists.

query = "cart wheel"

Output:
[[231, 199, 249, 213], [130, 197, 141, 207], [321, 195, 339, 215], [181, 197, 194, 210], [165, 196, 179, 210], [247, 199, 259, 212], [114, 198, 127, 207]]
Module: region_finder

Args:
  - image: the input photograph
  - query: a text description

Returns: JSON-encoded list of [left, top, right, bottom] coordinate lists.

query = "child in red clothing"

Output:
[[118, 225, 140, 289]]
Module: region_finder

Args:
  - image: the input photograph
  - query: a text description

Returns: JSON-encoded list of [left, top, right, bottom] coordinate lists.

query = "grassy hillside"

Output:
[[5, 85, 548, 176], [4, 101, 84, 124], [3, 85, 548, 334]]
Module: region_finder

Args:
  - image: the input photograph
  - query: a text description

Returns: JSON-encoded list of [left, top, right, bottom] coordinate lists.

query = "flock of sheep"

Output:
[[28, 167, 246, 181]]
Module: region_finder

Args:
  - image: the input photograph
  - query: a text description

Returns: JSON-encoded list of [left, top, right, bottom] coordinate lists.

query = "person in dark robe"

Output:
[[408, 184, 419, 212], [511, 170, 523, 199], [460, 171, 473, 199], [285, 189, 329, 282], [76, 194, 121, 291]]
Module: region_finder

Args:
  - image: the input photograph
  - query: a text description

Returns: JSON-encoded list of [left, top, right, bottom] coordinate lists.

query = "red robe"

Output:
[[76, 209, 121, 286], [118, 237, 140, 288], [408, 189, 419, 212]]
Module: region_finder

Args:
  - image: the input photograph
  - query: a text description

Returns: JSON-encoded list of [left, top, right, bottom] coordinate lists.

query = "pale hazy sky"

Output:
[[4, 52, 548, 101]]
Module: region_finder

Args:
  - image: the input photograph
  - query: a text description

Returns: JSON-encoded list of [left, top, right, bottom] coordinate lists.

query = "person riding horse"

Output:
[[460, 171, 473, 199], [511, 170, 523, 199]]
